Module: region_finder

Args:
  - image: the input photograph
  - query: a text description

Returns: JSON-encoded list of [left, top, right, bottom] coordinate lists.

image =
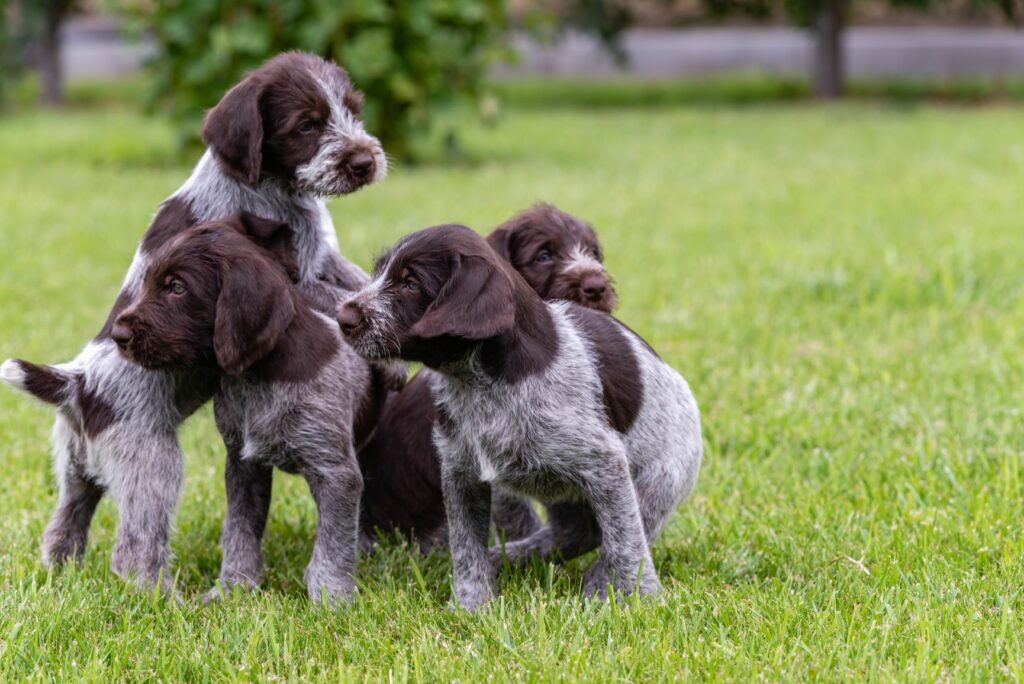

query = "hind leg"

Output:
[[107, 433, 183, 592], [489, 501, 601, 567], [491, 491, 541, 542], [42, 414, 105, 566]]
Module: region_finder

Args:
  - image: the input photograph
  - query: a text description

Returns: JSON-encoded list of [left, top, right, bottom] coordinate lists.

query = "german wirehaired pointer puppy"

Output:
[[0, 52, 387, 591], [112, 213, 371, 603], [358, 204, 617, 550], [338, 225, 702, 610]]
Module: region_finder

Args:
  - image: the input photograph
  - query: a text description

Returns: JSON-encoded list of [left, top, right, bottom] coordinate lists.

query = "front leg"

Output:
[[107, 434, 183, 593], [299, 454, 363, 604], [204, 436, 273, 601], [582, 447, 661, 599], [441, 452, 494, 611]]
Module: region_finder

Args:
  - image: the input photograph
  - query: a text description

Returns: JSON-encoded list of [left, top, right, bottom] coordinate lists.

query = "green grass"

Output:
[[1, 99, 1024, 682]]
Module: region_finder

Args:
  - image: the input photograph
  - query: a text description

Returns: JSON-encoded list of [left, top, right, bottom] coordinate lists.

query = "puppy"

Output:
[[114, 213, 372, 603], [0, 52, 387, 591], [338, 225, 702, 610], [358, 204, 617, 550]]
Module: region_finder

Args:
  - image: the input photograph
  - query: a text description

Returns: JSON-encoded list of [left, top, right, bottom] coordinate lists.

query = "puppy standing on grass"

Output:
[[0, 52, 389, 591], [113, 213, 372, 603], [338, 225, 702, 610], [358, 204, 618, 550]]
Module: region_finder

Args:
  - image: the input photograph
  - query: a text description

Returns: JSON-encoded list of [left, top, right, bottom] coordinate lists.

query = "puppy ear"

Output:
[[412, 254, 516, 341], [202, 76, 264, 186], [214, 256, 296, 375], [230, 211, 299, 281], [485, 226, 514, 262]]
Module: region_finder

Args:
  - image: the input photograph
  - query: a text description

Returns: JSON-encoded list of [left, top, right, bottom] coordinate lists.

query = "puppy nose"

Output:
[[337, 302, 365, 337], [347, 153, 374, 178], [111, 322, 133, 348], [581, 275, 607, 300]]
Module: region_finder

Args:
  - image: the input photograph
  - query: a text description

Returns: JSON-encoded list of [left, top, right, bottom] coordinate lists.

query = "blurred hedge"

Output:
[[121, 0, 509, 159]]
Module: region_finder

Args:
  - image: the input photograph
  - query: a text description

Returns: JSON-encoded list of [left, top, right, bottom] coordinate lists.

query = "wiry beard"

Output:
[[294, 139, 387, 197]]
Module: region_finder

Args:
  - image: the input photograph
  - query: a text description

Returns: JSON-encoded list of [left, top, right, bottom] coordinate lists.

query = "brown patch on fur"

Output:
[[564, 306, 644, 433], [358, 375, 446, 541], [79, 385, 117, 438]]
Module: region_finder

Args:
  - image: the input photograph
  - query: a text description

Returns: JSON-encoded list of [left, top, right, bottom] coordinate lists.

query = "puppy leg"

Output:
[[633, 462, 687, 544], [42, 466, 105, 567], [107, 434, 182, 593], [582, 448, 661, 599], [204, 438, 273, 601], [490, 501, 600, 567], [441, 455, 494, 611], [491, 490, 541, 542], [300, 453, 363, 604]]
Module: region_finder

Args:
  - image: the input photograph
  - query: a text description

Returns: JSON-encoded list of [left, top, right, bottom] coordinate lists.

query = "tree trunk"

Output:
[[39, 2, 69, 107], [812, 0, 844, 99]]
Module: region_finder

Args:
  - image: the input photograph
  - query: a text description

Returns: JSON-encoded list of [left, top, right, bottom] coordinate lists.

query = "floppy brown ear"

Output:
[[412, 254, 516, 341], [214, 256, 296, 375], [485, 226, 514, 262], [230, 212, 299, 281], [202, 76, 265, 186]]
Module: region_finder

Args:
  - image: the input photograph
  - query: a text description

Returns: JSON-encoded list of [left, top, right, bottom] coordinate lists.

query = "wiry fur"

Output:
[[114, 216, 374, 603], [338, 225, 702, 610], [0, 52, 387, 591], [358, 204, 617, 550]]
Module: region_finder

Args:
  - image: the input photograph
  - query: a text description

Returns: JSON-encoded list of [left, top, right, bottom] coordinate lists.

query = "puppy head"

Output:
[[113, 212, 298, 376], [202, 52, 386, 195], [337, 224, 517, 364], [486, 203, 616, 312]]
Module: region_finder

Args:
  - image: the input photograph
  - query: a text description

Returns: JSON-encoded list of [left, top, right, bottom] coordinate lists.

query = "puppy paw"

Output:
[[307, 580, 357, 606], [202, 578, 259, 604]]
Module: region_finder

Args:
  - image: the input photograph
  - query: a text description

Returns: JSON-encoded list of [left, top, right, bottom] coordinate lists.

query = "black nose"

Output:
[[347, 153, 374, 178], [337, 302, 365, 337], [111, 322, 133, 348], [581, 275, 607, 300]]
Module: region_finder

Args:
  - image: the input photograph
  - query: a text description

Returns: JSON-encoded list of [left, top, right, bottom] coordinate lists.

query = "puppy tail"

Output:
[[0, 358, 76, 406]]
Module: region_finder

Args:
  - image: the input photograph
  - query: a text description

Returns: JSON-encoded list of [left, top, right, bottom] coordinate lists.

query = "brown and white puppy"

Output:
[[0, 52, 388, 592], [114, 213, 375, 603], [357, 205, 616, 550], [338, 225, 702, 610]]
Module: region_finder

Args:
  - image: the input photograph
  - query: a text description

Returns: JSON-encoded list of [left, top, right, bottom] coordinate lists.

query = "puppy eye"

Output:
[[169, 280, 186, 296], [404, 278, 420, 292], [534, 250, 552, 264], [297, 120, 315, 134]]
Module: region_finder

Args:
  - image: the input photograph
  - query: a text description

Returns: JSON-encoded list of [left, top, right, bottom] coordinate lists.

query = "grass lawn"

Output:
[[1, 98, 1023, 681]]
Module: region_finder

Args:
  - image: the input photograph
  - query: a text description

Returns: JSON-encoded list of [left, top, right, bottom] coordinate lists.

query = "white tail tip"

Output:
[[0, 359, 26, 389]]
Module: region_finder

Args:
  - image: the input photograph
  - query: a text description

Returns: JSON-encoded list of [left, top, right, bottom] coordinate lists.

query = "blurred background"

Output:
[[4, 0, 1024, 159]]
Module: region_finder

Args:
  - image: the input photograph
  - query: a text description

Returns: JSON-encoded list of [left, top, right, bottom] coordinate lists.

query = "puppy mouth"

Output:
[[295, 142, 388, 197], [552, 277, 618, 313]]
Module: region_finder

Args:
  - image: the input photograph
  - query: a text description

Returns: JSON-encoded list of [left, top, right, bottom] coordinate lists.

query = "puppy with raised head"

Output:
[[114, 212, 373, 603], [338, 224, 702, 610], [357, 204, 617, 550], [0, 52, 388, 591]]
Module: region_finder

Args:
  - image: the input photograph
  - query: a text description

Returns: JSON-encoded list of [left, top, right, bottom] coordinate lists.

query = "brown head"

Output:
[[202, 52, 385, 195], [486, 203, 616, 313], [337, 224, 556, 378], [112, 212, 301, 376]]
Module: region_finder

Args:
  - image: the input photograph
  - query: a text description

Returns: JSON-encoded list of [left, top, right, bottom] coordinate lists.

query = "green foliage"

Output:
[[121, 0, 508, 158]]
